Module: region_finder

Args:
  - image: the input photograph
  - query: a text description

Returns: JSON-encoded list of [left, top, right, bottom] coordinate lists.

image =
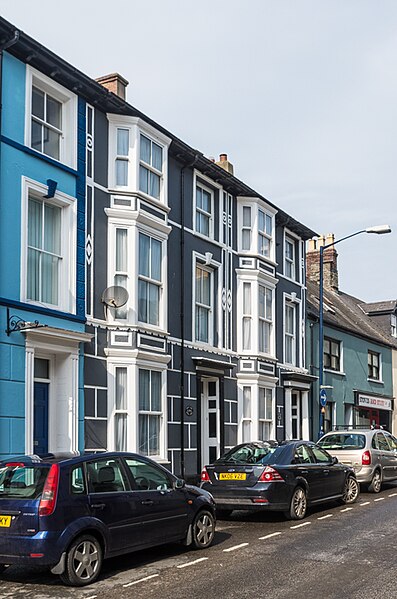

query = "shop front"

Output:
[[354, 392, 393, 431]]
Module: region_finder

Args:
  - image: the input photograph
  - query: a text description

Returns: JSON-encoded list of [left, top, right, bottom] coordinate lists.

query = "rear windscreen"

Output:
[[318, 434, 366, 450], [216, 444, 286, 465], [0, 464, 50, 499]]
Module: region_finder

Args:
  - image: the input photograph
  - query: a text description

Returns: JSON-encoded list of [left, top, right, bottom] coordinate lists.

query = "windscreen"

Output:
[[318, 434, 366, 450], [0, 464, 50, 500], [216, 444, 285, 465]]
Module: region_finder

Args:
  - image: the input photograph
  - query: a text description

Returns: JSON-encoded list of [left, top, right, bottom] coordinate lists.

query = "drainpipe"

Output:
[[179, 153, 199, 480]]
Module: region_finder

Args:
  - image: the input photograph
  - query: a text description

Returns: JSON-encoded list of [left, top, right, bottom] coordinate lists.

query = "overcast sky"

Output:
[[2, 0, 396, 301]]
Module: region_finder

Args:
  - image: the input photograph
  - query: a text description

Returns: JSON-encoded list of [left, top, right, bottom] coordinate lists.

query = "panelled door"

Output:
[[33, 382, 49, 455], [201, 378, 220, 467]]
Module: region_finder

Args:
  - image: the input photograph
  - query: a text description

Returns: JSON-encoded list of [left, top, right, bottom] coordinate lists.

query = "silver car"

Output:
[[317, 429, 397, 493]]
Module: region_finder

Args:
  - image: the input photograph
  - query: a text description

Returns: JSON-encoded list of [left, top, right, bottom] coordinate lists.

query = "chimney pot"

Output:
[[219, 153, 227, 162], [96, 73, 129, 100], [215, 153, 234, 175]]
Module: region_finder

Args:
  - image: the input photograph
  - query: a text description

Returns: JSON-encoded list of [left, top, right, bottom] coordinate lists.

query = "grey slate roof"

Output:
[[360, 300, 397, 315], [306, 280, 397, 348]]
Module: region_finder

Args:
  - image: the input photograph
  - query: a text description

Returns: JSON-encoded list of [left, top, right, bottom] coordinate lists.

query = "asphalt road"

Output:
[[2, 484, 397, 599]]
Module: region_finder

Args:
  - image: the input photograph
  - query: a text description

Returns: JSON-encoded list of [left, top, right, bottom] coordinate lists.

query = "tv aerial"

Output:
[[101, 286, 129, 318]]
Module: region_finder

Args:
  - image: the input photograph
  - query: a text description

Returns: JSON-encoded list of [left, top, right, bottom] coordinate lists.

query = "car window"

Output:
[[217, 443, 281, 465], [87, 458, 127, 493], [318, 434, 366, 450], [377, 433, 391, 451], [294, 445, 314, 464], [0, 464, 49, 499], [71, 465, 86, 495], [125, 458, 172, 491], [371, 435, 378, 449], [386, 435, 397, 451], [311, 446, 332, 464]]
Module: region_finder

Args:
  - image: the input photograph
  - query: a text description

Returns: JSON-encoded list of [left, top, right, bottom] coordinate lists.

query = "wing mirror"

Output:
[[331, 456, 338, 465], [174, 478, 185, 489]]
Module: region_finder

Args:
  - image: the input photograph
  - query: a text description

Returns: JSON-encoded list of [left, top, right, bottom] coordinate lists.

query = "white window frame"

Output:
[[258, 284, 273, 355], [258, 387, 275, 440], [242, 282, 252, 351], [391, 314, 397, 338], [241, 385, 252, 442], [194, 262, 213, 345], [195, 180, 214, 239], [324, 336, 343, 373], [138, 367, 164, 458], [25, 66, 77, 169], [107, 115, 171, 206], [258, 208, 273, 259], [368, 350, 382, 382], [284, 300, 296, 366], [138, 231, 163, 327], [21, 177, 77, 314], [284, 236, 295, 280], [237, 198, 276, 261], [139, 133, 163, 200]]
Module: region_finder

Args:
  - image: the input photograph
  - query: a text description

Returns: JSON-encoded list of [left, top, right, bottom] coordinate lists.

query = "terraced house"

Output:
[[0, 17, 316, 479]]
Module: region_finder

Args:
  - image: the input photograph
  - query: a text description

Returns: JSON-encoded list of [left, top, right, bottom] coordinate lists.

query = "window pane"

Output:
[[139, 234, 150, 276], [43, 126, 60, 160], [115, 414, 127, 451], [116, 159, 128, 186], [151, 371, 161, 411], [198, 213, 209, 236], [27, 248, 40, 300], [243, 283, 251, 314], [41, 253, 59, 304], [28, 198, 42, 248], [243, 317, 251, 350], [149, 416, 160, 455], [140, 135, 151, 163], [31, 120, 42, 152], [202, 190, 211, 213], [243, 206, 251, 227], [139, 165, 149, 194], [150, 238, 161, 281], [243, 387, 251, 418], [150, 172, 160, 199], [114, 274, 128, 319], [139, 370, 150, 411], [44, 203, 61, 254], [258, 233, 270, 256], [148, 282, 159, 325], [266, 289, 272, 319], [116, 229, 128, 272], [152, 143, 162, 170], [242, 230, 251, 250], [32, 86, 44, 119], [117, 128, 129, 156], [196, 305, 209, 342], [139, 414, 148, 455], [46, 95, 62, 129], [196, 187, 202, 209], [265, 213, 272, 235], [115, 367, 127, 410], [138, 279, 148, 322]]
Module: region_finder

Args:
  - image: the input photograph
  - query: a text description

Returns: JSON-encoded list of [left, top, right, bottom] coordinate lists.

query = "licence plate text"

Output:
[[219, 473, 247, 480], [0, 516, 11, 527]]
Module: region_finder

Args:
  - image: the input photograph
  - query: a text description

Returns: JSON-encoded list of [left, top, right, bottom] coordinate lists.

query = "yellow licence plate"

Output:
[[0, 516, 11, 528], [219, 473, 247, 481]]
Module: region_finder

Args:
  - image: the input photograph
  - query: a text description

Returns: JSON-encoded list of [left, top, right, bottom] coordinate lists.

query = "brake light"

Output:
[[201, 467, 211, 483], [5, 463, 25, 467], [362, 450, 371, 466], [39, 464, 60, 517], [258, 466, 284, 482]]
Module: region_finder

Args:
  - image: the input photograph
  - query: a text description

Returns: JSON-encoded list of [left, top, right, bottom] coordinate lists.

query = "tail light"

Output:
[[5, 463, 26, 467], [258, 466, 284, 482], [201, 467, 211, 483], [362, 450, 371, 466], [39, 464, 60, 517]]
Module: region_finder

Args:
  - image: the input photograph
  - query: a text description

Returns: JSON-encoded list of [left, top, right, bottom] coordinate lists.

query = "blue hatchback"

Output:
[[0, 452, 216, 586]]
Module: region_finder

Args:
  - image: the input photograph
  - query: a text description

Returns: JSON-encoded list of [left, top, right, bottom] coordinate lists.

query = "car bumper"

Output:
[[201, 482, 291, 512], [339, 465, 373, 484], [0, 531, 63, 567]]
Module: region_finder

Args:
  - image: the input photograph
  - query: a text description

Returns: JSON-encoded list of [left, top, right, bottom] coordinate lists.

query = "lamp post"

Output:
[[317, 225, 392, 439]]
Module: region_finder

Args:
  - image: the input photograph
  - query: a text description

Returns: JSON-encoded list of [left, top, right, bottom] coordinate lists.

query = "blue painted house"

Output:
[[0, 21, 90, 458]]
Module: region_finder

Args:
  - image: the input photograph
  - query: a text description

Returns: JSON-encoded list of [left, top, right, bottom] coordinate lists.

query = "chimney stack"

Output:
[[306, 234, 339, 291], [215, 153, 234, 175], [96, 73, 129, 100]]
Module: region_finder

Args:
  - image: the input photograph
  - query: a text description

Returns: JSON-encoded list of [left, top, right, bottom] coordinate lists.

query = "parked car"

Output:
[[200, 440, 359, 520], [0, 452, 216, 586], [317, 428, 397, 493]]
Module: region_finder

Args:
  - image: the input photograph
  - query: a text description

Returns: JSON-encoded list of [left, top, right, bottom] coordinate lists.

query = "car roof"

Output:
[[0, 451, 151, 467]]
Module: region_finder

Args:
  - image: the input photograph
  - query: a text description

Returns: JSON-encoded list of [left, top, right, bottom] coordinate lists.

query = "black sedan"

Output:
[[200, 440, 359, 520]]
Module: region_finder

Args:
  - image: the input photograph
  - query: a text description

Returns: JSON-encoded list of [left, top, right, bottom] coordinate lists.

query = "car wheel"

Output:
[[191, 509, 215, 549], [368, 470, 382, 493], [0, 564, 7, 575], [341, 476, 359, 504], [59, 534, 103, 587], [216, 509, 233, 519], [285, 486, 307, 520]]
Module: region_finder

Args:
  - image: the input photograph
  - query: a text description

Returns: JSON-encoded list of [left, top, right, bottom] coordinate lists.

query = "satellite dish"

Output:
[[101, 286, 129, 308]]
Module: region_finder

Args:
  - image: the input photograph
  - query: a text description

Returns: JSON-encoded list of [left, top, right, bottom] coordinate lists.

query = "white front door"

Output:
[[201, 378, 220, 466]]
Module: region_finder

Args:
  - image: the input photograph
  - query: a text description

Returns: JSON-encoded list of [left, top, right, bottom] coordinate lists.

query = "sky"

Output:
[[1, 0, 396, 301]]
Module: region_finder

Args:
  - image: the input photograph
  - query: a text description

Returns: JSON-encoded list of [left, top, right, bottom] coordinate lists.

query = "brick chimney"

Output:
[[306, 234, 339, 290], [215, 153, 234, 175], [96, 73, 129, 100]]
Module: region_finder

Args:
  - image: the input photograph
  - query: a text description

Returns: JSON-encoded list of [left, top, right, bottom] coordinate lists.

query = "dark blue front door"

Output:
[[34, 382, 49, 455]]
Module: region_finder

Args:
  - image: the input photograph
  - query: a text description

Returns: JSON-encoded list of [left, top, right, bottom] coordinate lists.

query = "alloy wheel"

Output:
[[72, 539, 100, 581], [343, 476, 359, 503], [369, 470, 382, 493], [291, 487, 307, 519], [193, 510, 215, 548]]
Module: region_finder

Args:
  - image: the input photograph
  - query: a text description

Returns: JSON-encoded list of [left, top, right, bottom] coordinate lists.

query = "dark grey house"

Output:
[[82, 74, 316, 480]]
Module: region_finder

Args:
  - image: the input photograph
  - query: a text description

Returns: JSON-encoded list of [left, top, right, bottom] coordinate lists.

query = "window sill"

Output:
[[367, 378, 384, 385], [324, 369, 346, 377]]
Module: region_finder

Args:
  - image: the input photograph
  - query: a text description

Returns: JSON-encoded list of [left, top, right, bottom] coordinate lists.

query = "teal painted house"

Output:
[[306, 237, 395, 439], [0, 21, 90, 458]]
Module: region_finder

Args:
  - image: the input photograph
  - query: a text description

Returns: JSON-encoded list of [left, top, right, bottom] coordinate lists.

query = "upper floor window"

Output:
[[324, 337, 341, 371], [285, 237, 295, 279], [115, 128, 129, 186], [368, 350, 381, 380], [195, 264, 212, 343], [139, 134, 163, 199], [196, 183, 213, 237], [242, 282, 252, 350], [391, 314, 397, 338], [285, 303, 296, 365], [138, 233, 162, 326], [242, 206, 252, 250], [27, 68, 77, 168], [114, 228, 128, 319], [258, 285, 273, 353], [22, 178, 76, 313], [139, 369, 163, 457], [258, 209, 272, 258]]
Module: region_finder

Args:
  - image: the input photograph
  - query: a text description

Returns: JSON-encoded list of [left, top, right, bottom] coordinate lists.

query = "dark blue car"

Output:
[[0, 452, 216, 586]]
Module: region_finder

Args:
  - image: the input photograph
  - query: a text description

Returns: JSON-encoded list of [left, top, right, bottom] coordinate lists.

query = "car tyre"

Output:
[[368, 469, 382, 493], [191, 509, 215, 549], [285, 486, 307, 520], [59, 534, 103, 587], [216, 509, 233, 519], [340, 476, 359, 504], [0, 564, 7, 575]]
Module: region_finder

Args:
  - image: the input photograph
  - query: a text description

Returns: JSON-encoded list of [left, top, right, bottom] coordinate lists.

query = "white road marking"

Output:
[[123, 574, 159, 587], [223, 542, 249, 552], [317, 514, 333, 520], [290, 521, 311, 529], [340, 507, 353, 512], [374, 497, 385, 502], [85, 596, 97, 599], [177, 557, 209, 569], [360, 501, 370, 506], [259, 531, 282, 540], [388, 493, 397, 497]]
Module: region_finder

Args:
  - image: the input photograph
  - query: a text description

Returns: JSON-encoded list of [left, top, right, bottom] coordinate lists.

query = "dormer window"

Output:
[[391, 314, 397, 337]]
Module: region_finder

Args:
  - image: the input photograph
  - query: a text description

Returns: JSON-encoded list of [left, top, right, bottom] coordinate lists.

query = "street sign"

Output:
[[320, 389, 327, 407]]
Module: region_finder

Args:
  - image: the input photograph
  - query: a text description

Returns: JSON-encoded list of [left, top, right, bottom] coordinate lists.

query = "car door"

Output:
[[310, 445, 344, 499], [123, 456, 189, 545], [376, 432, 395, 480], [291, 444, 324, 502], [86, 457, 144, 553], [384, 434, 397, 480]]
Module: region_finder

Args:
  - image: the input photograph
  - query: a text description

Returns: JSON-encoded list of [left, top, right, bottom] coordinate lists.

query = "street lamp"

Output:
[[317, 224, 392, 439]]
